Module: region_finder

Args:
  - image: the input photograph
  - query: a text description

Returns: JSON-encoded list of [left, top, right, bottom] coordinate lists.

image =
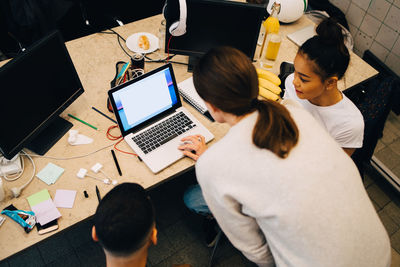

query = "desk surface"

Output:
[[0, 14, 377, 260]]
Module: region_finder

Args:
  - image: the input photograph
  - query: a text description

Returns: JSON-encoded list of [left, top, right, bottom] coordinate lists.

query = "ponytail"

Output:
[[299, 17, 350, 80], [194, 47, 298, 158], [252, 99, 298, 158]]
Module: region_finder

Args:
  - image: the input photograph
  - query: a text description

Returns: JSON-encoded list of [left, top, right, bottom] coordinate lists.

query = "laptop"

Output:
[[108, 63, 214, 173]]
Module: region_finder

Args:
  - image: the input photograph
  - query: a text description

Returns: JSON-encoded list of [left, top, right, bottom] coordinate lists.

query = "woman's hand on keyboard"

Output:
[[178, 135, 207, 161]]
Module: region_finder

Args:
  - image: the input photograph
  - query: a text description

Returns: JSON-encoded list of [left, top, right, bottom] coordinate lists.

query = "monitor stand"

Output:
[[26, 116, 73, 155], [187, 55, 201, 72]]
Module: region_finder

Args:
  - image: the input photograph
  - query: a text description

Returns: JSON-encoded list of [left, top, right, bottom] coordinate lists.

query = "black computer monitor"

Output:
[[165, 0, 265, 70], [0, 31, 84, 159]]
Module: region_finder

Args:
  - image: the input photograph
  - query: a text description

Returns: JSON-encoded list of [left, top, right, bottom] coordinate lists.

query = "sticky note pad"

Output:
[[54, 190, 77, 208], [36, 163, 65, 185], [27, 189, 51, 207], [31, 198, 61, 225], [27, 189, 61, 225]]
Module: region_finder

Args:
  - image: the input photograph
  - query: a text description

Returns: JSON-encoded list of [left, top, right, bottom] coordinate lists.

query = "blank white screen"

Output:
[[119, 72, 172, 125]]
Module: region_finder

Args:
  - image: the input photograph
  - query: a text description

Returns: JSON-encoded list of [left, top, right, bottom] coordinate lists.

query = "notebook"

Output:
[[108, 64, 214, 173], [178, 77, 214, 121], [286, 25, 316, 46]]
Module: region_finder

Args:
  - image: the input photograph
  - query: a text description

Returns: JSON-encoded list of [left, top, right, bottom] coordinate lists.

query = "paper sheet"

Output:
[[36, 163, 65, 185], [54, 189, 77, 208], [31, 198, 61, 225], [286, 25, 316, 46]]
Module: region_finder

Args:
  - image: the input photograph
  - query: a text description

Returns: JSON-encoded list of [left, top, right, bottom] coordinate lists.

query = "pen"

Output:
[[95, 186, 101, 202], [67, 114, 98, 130], [91, 106, 117, 124], [111, 149, 122, 176]]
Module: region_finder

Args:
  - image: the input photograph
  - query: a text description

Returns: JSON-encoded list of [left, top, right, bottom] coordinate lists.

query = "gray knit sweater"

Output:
[[196, 99, 390, 267]]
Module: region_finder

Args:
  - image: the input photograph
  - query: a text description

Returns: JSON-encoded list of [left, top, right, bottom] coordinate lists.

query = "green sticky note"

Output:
[[36, 163, 65, 185], [27, 189, 51, 207]]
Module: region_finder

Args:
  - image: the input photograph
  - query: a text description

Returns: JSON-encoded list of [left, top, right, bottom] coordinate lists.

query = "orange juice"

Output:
[[259, 33, 282, 69], [265, 40, 281, 60], [265, 34, 281, 61]]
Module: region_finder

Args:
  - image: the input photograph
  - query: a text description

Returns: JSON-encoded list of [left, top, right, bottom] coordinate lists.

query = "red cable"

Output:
[[106, 125, 138, 156], [167, 35, 173, 62], [122, 72, 127, 83]]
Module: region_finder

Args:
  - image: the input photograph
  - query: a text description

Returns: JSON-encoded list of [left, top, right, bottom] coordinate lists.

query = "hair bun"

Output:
[[316, 18, 345, 46]]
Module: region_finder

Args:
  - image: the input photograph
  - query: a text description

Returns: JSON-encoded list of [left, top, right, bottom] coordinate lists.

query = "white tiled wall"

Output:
[[330, 0, 400, 76]]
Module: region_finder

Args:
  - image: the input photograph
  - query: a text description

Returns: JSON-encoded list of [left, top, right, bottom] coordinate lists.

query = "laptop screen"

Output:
[[110, 64, 180, 132]]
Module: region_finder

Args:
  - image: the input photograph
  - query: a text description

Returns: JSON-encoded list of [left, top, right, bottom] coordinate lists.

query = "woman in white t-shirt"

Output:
[[284, 18, 364, 156]]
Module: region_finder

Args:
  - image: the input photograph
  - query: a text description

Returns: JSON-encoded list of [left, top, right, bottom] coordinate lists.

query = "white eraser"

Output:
[[77, 168, 87, 179], [103, 179, 111, 185], [91, 163, 103, 173]]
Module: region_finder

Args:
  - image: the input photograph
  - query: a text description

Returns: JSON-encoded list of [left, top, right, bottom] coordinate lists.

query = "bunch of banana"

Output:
[[257, 68, 281, 101]]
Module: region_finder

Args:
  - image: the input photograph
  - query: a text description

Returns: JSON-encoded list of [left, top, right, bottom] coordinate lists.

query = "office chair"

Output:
[[347, 76, 399, 179], [345, 51, 400, 180], [208, 227, 223, 267]]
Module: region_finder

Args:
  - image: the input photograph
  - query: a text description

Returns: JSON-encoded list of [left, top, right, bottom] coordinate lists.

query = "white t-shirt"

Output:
[[284, 73, 364, 148], [196, 101, 390, 266]]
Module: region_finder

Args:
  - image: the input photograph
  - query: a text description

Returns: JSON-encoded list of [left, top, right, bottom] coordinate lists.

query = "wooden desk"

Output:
[[0, 14, 377, 260]]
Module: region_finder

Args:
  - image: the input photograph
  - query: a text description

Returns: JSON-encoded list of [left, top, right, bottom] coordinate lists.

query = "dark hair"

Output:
[[94, 183, 155, 256], [193, 46, 298, 158], [299, 18, 350, 80]]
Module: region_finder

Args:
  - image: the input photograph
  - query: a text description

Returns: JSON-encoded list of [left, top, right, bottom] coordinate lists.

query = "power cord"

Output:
[[26, 143, 115, 160], [99, 29, 133, 59], [10, 150, 36, 198], [106, 125, 137, 156]]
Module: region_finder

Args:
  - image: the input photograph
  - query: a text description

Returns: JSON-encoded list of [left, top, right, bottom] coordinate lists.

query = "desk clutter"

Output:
[[107, 59, 145, 112], [0, 11, 379, 261], [27, 189, 61, 226], [1, 188, 76, 234]]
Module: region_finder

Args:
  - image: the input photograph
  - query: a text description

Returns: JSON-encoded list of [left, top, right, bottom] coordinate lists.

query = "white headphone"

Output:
[[166, 0, 187, 36]]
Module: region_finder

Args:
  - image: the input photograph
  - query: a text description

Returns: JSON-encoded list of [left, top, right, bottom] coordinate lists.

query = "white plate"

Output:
[[126, 32, 159, 54]]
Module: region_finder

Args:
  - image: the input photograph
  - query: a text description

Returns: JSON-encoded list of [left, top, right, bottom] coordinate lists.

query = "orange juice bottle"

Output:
[[259, 2, 281, 69]]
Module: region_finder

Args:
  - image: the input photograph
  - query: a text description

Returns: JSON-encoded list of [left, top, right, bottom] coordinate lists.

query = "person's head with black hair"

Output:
[[292, 17, 350, 106], [92, 183, 157, 267]]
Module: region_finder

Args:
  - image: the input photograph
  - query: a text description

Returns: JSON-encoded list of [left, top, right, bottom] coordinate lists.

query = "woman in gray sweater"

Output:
[[179, 46, 390, 266]]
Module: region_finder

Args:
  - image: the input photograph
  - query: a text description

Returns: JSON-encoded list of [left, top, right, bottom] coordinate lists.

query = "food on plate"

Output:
[[138, 35, 150, 50]]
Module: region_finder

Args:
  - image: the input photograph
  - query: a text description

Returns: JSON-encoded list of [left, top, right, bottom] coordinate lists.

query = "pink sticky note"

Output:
[[31, 198, 61, 225], [54, 190, 77, 208]]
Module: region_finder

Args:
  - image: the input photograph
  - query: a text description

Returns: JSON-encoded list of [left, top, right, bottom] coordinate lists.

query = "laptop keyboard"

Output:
[[132, 112, 196, 154]]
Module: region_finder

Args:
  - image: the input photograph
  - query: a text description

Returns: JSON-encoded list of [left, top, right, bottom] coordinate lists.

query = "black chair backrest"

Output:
[[346, 50, 400, 177]]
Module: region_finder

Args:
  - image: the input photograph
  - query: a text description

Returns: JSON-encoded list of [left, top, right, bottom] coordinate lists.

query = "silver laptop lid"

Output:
[[108, 63, 182, 137]]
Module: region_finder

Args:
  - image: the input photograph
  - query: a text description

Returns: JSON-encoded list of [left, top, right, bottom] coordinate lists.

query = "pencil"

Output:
[[111, 149, 122, 176], [91, 106, 117, 123], [67, 114, 98, 130], [95, 186, 101, 202]]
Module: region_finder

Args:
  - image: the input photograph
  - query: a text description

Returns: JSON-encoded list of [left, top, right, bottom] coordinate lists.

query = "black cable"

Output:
[[166, 60, 188, 66], [99, 29, 132, 59], [99, 29, 188, 66], [144, 54, 174, 62], [116, 34, 132, 59]]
